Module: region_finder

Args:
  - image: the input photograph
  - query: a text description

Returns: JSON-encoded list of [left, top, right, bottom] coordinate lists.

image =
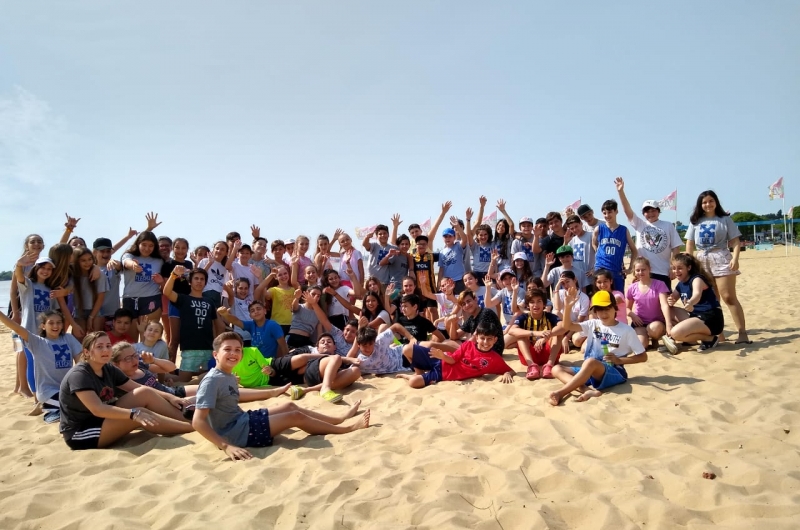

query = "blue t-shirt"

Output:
[[675, 275, 720, 314], [242, 319, 284, 359], [594, 224, 628, 273], [438, 244, 466, 281]]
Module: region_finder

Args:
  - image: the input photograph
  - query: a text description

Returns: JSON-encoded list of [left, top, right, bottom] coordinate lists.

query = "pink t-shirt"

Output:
[[626, 280, 669, 325], [613, 290, 627, 324]]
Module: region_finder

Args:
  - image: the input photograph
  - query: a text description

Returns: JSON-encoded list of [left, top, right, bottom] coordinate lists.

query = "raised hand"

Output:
[[332, 228, 344, 243], [510, 277, 519, 290], [544, 253, 556, 266], [391, 213, 402, 227], [145, 212, 161, 231], [323, 286, 336, 296], [140, 351, 155, 365], [17, 250, 38, 267], [449, 215, 459, 227], [173, 265, 186, 277], [466, 207, 474, 221], [534, 223, 544, 237], [126, 227, 138, 239], [441, 201, 452, 214], [64, 213, 80, 230], [232, 239, 243, 254], [293, 288, 303, 300], [251, 224, 261, 240], [564, 286, 579, 306], [496, 199, 507, 212], [479, 195, 487, 207], [358, 316, 369, 328], [614, 176, 625, 192]]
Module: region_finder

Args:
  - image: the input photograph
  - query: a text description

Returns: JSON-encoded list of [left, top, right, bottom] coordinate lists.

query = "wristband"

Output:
[[130, 408, 139, 420]]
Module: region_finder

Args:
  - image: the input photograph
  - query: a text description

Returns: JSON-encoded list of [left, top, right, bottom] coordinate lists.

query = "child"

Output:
[[321, 269, 359, 330], [438, 217, 468, 294], [496, 270, 522, 342], [335, 233, 365, 289], [363, 224, 397, 285], [383, 234, 413, 287], [58, 331, 193, 450], [0, 309, 82, 422], [111, 342, 187, 397], [466, 209, 494, 285], [121, 232, 165, 341], [534, 212, 568, 267], [261, 266, 295, 335], [161, 238, 194, 361], [108, 308, 136, 345], [359, 291, 392, 330], [223, 278, 254, 345], [217, 300, 288, 359], [565, 214, 596, 284], [193, 332, 370, 461], [230, 242, 259, 296], [592, 199, 638, 292], [626, 257, 671, 350], [348, 327, 409, 375], [392, 294, 445, 344], [510, 216, 540, 280], [591, 269, 628, 324], [71, 247, 108, 336], [662, 253, 724, 354], [433, 277, 458, 339], [285, 285, 323, 349], [551, 271, 590, 352], [548, 288, 647, 405], [462, 271, 501, 311], [397, 320, 515, 388], [198, 241, 233, 311], [454, 290, 505, 356], [134, 321, 170, 360], [410, 235, 441, 321], [290, 236, 314, 286], [163, 266, 218, 381], [541, 245, 586, 290], [507, 288, 564, 380]]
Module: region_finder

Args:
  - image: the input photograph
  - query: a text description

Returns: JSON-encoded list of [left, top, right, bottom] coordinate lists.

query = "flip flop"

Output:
[[290, 386, 305, 400], [321, 390, 342, 403]]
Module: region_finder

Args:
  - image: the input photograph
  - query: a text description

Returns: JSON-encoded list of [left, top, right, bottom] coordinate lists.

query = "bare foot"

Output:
[[15, 389, 34, 399], [547, 392, 562, 407], [27, 402, 43, 416], [348, 409, 370, 431], [576, 389, 602, 402], [271, 383, 292, 398], [395, 373, 412, 381], [343, 400, 361, 421]]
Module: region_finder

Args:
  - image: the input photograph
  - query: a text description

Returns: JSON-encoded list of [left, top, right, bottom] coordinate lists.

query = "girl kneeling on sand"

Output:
[[58, 332, 193, 450]]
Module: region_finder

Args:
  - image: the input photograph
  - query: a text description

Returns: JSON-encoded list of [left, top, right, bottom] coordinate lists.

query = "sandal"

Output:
[[542, 364, 554, 379], [290, 385, 305, 400], [526, 364, 541, 380], [321, 390, 342, 403]]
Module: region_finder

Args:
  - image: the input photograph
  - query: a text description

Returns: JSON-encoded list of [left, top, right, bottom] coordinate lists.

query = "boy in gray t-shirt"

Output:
[[363, 224, 397, 284], [192, 332, 371, 460]]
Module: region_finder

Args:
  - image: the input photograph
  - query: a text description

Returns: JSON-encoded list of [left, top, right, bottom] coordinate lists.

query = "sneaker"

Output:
[[526, 364, 541, 380], [542, 364, 554, 379], [698, 336, 719, 352], [662, 335, 678, 355]]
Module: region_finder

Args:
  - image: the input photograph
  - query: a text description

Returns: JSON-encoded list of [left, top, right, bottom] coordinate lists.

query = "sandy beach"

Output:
[[1, 248, 799, 530]]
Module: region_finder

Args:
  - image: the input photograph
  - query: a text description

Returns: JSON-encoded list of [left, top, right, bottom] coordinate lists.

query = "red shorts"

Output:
[[517, 340, 556, 366]]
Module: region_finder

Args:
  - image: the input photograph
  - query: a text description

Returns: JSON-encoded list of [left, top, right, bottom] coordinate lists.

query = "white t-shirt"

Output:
[[338, 249, 363, 284], [556, 290, 590, 321], [629, 216, 682, 276], [434, 293, 457, 330], [579, 318, 645, 361], [199, 258, 228, 294], [231, 261, 259, 296], [328, 285, 352, 317], [356, 329, 407, 374]]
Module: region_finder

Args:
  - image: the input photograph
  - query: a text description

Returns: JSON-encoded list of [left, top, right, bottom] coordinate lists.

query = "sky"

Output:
[[1, 1, 798, 267]]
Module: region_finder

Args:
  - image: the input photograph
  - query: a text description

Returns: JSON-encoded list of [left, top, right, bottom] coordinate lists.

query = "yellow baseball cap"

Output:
[[590, 291, 613, 309]]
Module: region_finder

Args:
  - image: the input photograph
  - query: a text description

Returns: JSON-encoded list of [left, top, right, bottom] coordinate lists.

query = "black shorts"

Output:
[[270, 354, 306, 386], [303, 356, 346, 386], [246, 409, 274, 448], [286, 333, 313, 349], [694, 307, 724, 336], [63, 417, 105, 450], [121, 295, 162, 318], [328, 314, 347, 331]]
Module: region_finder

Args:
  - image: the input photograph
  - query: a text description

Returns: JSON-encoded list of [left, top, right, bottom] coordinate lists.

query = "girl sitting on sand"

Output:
[[58, 331, 193, 450], [661, 253, 725, 354], [626, 257, 671, 350]]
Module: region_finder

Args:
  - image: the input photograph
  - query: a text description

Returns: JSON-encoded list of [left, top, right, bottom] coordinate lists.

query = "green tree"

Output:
[[731, 212, 762, 223], [0, 271, 11, 281]]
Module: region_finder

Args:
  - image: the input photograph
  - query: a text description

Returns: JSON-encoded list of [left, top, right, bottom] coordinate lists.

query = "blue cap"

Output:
[[442, 228, 456, 237]]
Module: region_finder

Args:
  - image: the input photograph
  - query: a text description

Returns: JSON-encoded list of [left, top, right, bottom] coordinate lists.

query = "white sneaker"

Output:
[[662, 335, 678, 355]]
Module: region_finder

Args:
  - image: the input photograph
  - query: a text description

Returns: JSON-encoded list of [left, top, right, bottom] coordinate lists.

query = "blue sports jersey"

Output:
[[594, 224, 628, 273]]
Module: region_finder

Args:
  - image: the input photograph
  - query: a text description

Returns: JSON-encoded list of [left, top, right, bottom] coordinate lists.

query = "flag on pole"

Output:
[[658, 190, 678, 211], [481, 211, 497, 229], [768, 177, 784, 200], [420, 218, 432, 236], [564, 198, 581, 214], [354, 225, 377, 240]]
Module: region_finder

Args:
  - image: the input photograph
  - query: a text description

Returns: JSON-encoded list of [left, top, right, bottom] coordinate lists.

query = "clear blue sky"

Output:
[[1, 1, 798, 266]]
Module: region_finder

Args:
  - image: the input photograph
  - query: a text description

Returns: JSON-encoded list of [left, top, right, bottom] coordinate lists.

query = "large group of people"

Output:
[[3, 179, 751, 460]]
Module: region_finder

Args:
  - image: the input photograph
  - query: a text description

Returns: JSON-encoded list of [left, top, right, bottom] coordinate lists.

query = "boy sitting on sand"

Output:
[[397, 320, 515, 388], [193, 332, 370, 461], [548, 288, 647, 406]]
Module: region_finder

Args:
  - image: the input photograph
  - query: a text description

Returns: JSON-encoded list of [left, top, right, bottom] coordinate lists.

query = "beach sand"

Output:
[[1, 248, 799, 530]]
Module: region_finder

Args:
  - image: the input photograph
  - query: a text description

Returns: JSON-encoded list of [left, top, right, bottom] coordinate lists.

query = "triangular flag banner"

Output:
[[354, 225, 377, 240], [564, 198, 581, 214], [769, 177, 784, 200], [482, 211, 498, 229], [420, 218, 432, 236], [658, 190, 678, 211]]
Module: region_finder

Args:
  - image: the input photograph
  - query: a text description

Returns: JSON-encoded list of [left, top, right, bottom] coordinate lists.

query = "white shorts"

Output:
[[697, 248, 740, 278]]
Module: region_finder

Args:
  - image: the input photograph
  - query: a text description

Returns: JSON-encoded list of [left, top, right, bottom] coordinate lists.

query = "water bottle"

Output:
[[12, 332, 24, 354], [601, 338, 609, 358]]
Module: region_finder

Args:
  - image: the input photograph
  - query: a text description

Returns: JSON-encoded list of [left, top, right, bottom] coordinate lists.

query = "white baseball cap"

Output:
[[519, 216, 534, 225], [641, 200, 660, 212], [513, 251, 527, 261]]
